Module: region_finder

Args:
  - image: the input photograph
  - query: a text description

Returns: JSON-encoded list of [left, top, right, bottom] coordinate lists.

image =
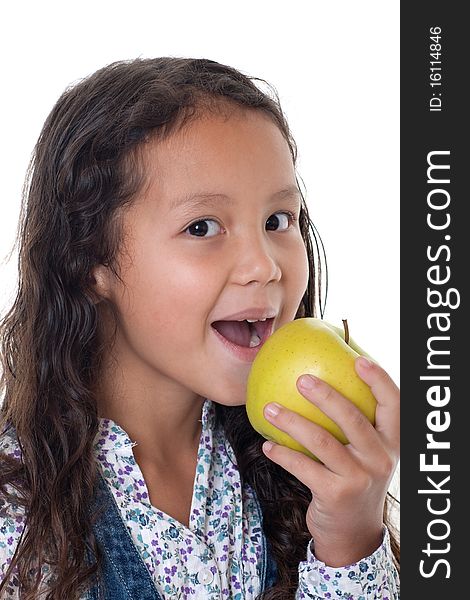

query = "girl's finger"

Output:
[[263, 403, 356, 475], [295, 373, 384, 457], [261, 438, 333, 492], [354, 356, 400, 451]]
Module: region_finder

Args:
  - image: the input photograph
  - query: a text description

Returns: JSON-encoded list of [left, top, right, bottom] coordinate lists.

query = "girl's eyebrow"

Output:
[[170, 185, 301, 211]]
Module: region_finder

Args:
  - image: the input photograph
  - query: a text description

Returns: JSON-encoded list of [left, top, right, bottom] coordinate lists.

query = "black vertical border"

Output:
[[401, 3, 467, 597]]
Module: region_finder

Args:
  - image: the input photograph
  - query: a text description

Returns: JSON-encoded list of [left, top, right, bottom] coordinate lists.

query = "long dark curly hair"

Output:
[[0, 57, 399, 599]]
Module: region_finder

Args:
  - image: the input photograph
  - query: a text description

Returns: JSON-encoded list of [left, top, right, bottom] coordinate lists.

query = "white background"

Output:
[[0, 1, 399, 506]]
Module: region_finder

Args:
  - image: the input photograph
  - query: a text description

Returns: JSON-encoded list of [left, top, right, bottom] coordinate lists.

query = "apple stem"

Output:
[[342, 319, 350, 345]]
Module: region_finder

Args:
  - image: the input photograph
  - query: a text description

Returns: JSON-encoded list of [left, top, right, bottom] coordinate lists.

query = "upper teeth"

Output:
[[239, 318, 267, 322]]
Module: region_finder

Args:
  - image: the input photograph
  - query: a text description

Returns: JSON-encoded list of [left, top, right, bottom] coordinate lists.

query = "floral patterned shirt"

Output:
[[0, 399, 399, 598]]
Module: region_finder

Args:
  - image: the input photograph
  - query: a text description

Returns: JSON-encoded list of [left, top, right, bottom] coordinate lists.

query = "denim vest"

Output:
[[86, 474, 277, 599]]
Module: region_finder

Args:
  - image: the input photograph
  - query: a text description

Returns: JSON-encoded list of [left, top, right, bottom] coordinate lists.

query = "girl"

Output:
[[0, 57, 400, 599]]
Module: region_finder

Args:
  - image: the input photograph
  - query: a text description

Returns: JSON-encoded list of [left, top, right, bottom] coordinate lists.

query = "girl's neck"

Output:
[[95, 351, 205, 468]]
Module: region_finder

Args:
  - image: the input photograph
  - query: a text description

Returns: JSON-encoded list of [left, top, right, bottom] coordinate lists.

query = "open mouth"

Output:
[[210, 318, 275, 349]]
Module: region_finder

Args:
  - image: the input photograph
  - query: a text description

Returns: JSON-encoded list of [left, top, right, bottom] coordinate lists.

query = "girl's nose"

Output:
[[232, 234, 282, 287]]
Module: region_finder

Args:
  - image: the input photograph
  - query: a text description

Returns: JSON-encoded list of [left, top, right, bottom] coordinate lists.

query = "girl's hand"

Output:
[[261, 356, 400, 568]]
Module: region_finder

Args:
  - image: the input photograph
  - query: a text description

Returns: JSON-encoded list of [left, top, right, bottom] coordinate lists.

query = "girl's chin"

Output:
[[207, 390, 246, 406]]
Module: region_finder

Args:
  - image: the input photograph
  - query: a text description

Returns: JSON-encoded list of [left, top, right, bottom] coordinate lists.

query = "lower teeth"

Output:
[[249, 331, 261, 348]]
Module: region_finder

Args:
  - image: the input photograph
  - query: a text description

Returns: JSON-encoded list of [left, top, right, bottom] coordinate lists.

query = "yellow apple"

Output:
[[246, 317, 377, 460]]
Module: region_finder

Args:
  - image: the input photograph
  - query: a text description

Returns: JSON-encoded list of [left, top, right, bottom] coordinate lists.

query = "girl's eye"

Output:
[[184, 211, 296, 238], [185, 219, 222, 238], [266, 211, 296, 232]]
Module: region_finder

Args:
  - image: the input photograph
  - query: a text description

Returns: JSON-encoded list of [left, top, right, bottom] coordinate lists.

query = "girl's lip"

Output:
[[210, 317, 275, 363]]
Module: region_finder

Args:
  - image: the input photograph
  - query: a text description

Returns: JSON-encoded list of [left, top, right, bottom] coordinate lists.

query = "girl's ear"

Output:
[[89, 264, 112, 303]]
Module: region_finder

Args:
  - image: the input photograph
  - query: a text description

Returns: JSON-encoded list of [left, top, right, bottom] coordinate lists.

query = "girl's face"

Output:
[[95, 108, 309, 407]]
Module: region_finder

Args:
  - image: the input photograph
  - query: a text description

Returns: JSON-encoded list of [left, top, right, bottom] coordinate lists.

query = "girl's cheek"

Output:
[[288, 238, 309, 286]]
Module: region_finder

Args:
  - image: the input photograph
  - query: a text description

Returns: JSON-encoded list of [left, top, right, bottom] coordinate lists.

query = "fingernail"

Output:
[[263, 440, 274, 453], [264, 402, 282, 418], [358, 356, 373, 369], [298, 375, 319, 391]]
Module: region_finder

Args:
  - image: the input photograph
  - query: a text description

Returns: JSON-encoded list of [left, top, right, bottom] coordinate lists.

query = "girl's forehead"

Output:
[[139, 111, 294, 192], [151, 108, 285, 155]]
